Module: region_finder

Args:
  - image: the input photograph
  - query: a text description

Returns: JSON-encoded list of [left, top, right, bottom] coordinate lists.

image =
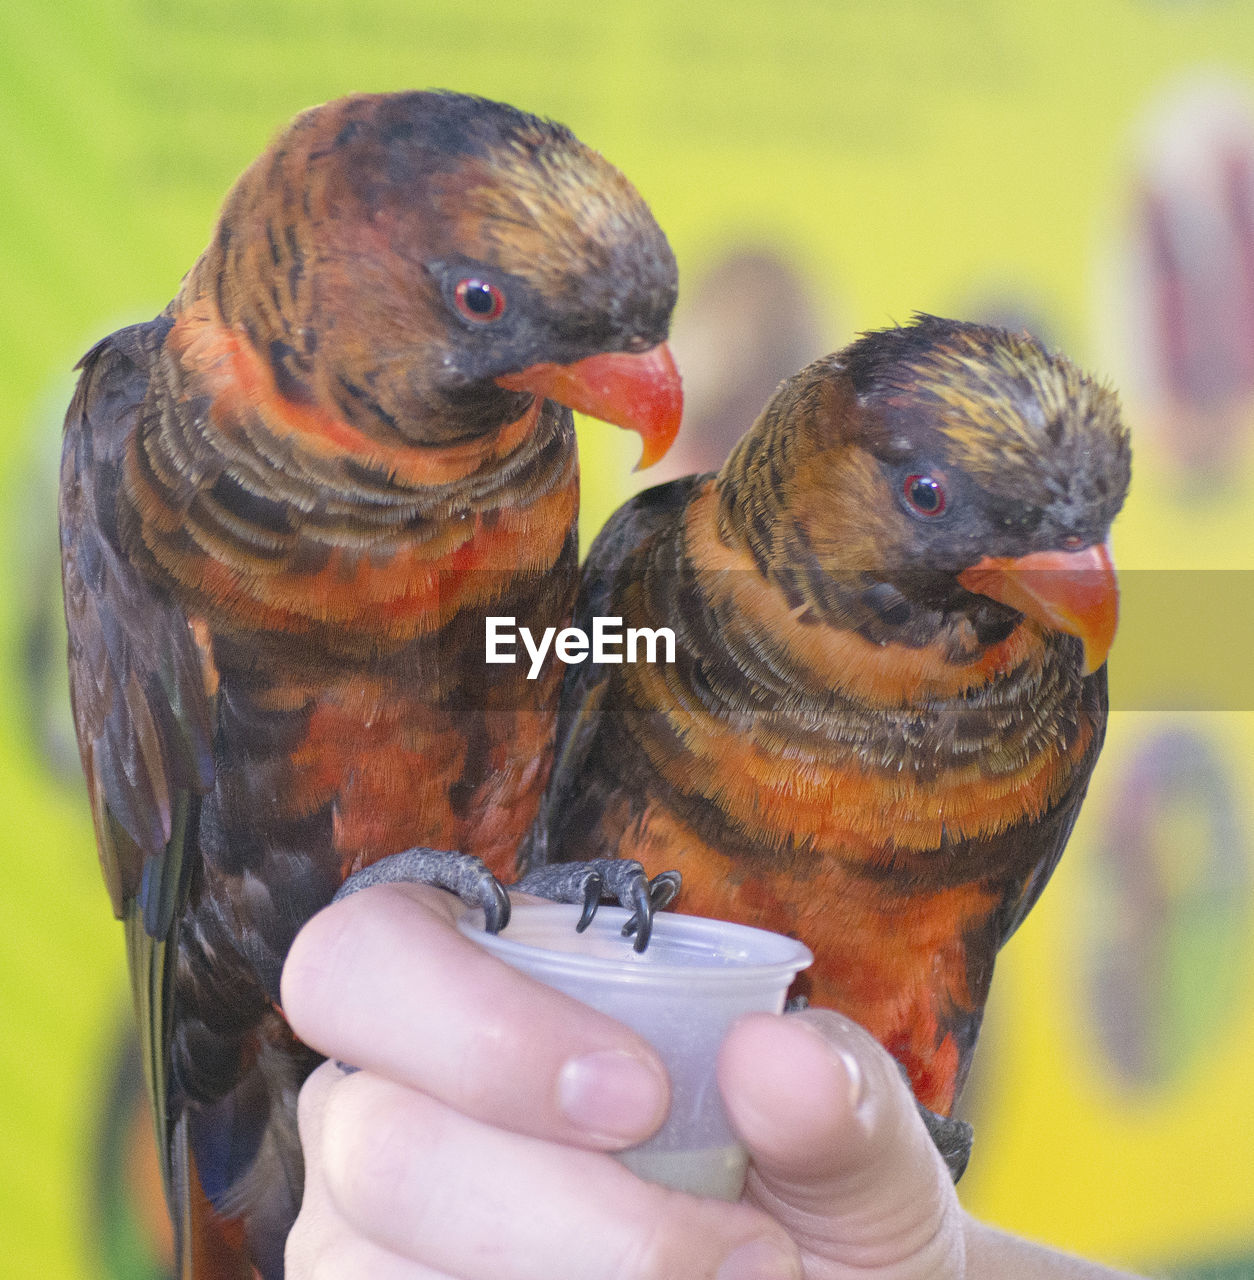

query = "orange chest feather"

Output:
[[626, 656, 1094, 858], [615, 800, 1000, 1114], [185, 479, 577, 639], [285, 669, 562, 881], [140, 306, 577, 639]]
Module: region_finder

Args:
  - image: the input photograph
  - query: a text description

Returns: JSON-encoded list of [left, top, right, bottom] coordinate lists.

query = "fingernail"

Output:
[[837, 1048, 864, 1113], [558, 1050, 667, 1141], [716, 1238, 801, 1280], [793, 1016, 865, 1114]]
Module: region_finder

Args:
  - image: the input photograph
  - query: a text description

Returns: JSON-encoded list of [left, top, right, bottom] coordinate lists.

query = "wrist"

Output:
[[961, 1213, 1147, 1279]]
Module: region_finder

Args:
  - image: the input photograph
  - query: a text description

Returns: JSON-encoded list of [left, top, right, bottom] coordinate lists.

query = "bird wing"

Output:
[[59, 317, 217, 1197], [524, 474, 701, 868], [991, 663, 1109, 947]]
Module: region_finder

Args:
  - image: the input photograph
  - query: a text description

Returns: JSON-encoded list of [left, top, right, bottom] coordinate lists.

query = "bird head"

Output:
[[721, 315, 1131, 674], [195, 91, 682, 465]]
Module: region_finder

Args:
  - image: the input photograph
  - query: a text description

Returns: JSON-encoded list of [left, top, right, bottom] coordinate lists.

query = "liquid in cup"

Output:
[[458, 903, 813, 1200]]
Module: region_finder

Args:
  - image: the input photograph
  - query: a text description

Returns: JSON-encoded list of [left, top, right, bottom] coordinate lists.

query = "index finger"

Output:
[[281, 883, 670, 1151]]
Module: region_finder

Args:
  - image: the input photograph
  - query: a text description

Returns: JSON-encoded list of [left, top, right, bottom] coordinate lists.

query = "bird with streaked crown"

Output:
[[60, 89, 683, 1278], [528, 314, 1131, 1178]]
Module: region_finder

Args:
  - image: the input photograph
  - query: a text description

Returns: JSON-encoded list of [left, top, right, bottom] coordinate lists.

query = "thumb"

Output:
[[717, 1009, 964, 1280]]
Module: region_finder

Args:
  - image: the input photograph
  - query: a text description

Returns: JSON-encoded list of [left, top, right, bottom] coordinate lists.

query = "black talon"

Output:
[[621, 871, 681, 950], [512, 861, 681, 952], [622, 873, 655, 952], [482, 875, 512, 934], [619, 880, 647, 942], [576, 873, 604, 932], [648, 871, 682, 912]]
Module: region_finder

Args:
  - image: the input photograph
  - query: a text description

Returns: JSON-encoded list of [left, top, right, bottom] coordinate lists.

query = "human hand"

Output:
[[282, 885, 1138, 1278], [282, 884, 803, 1277]]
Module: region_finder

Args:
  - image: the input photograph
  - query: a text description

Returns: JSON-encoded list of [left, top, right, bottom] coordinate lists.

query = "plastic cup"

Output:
[[458, 903, 812, 1200]]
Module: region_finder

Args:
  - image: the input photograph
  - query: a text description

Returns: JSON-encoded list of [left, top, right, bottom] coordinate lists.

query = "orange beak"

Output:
[[956, 541, 1119, 675], [496, 343, 683, 470]]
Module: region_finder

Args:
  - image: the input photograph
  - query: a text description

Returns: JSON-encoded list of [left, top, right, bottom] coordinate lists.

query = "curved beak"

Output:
[[496, 343, 683, 470], [956, 541, 1119, 675]]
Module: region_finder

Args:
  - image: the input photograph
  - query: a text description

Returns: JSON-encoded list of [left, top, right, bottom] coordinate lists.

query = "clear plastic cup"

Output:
[[458, 903, 812, 1200]]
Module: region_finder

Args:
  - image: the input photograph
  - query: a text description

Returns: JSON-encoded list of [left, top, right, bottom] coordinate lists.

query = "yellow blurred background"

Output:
[[3, 1, 1254, 1276]]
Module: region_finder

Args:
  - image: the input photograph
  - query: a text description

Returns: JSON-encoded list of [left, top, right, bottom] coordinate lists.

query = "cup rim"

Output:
[[458, 902, 813, 986]]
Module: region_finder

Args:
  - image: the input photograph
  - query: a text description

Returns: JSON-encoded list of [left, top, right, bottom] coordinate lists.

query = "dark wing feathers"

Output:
[[991, 665, 1109, 947], [578, 475, 704, 619], [60, 320, 216, 1197], [526, 475, 699, 869], [571, 474, 702, 702], [61, 318, 215, 928]]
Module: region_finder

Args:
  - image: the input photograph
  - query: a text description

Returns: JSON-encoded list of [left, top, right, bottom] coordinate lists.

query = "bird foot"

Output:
[[333, 848, 512, 934], [513, 862, 681, 953], [888, 1060, 972, 1181], [916, 1102, 973, 1183]]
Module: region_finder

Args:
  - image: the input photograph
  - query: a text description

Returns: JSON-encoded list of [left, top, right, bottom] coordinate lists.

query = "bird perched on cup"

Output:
[[60, 89, 684, 1277], [528, 314, 1131, 1178]]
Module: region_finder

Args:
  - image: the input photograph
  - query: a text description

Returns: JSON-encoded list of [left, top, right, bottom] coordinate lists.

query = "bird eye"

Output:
[[904, 473, 947, 517], [453, 278, 506, 323]]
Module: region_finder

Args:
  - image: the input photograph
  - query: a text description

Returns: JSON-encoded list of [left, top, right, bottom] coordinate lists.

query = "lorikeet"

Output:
[[60, 90, 681, 1279], [529, 315, 1131, 1174]]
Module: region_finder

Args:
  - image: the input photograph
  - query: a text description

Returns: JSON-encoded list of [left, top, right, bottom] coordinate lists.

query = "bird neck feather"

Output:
[[117, 300, 577, 651]]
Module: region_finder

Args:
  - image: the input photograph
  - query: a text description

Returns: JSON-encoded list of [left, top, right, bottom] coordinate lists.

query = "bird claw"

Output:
[[513, 862, 681, 952], [619, 874, 654, 948], [618, 869, 682, 951], [889, 1058, 973, 1183], [333, 848, 512, 934], [576, 873, 604, 933], [916, 1101, 973, 1183]]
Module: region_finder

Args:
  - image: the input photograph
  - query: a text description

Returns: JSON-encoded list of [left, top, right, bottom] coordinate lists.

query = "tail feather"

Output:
[[170, 1017, 315, 1278], [174, 1117, 258, 1280]]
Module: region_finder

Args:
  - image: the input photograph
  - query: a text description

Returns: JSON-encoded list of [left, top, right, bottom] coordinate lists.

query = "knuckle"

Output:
[[321, 1076, 420, 1216], [607, 1191, 701, 1280], [320, 1074, 457, 1254], [450, 1009, 514, 1117], [280, 902, 363, 1036]]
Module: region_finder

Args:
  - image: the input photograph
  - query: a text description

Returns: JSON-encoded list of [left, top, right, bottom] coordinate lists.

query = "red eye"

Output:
[[904, 473, 947, 517], [453, 278, 506, 323]]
